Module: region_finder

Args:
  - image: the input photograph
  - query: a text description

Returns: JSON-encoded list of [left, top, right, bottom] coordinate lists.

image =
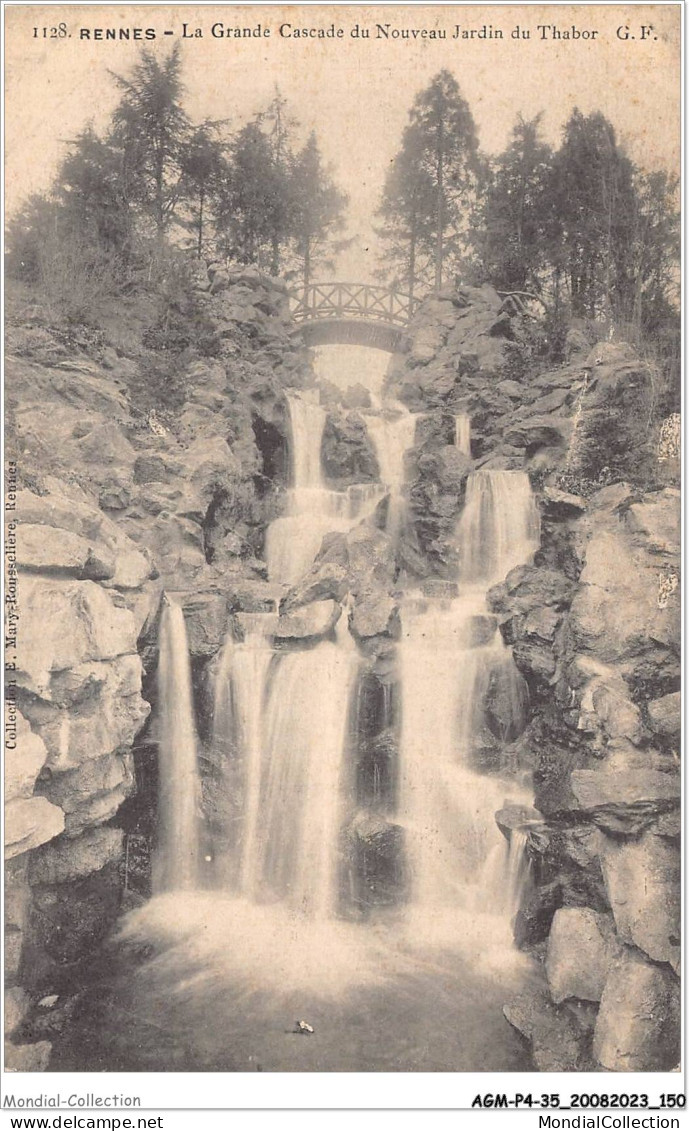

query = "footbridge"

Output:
[[288, 281, 546, 353], [289, 282, 420, 352]]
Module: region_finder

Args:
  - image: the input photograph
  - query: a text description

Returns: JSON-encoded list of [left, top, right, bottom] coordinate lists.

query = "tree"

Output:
[[217, 121, 287, 265], [408, 71, 482, 288], [288, 132, 348, 287], [475, 115, 552, 293], [57, 125, 134, 257], [109, 45, 189, 236], [179, 121, 228, 257], [548, 109, 636, 320], [258, 90, 297, 274], [375, 122, 436, 300]]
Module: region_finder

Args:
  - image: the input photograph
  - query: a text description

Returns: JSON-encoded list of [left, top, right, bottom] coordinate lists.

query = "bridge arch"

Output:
[[289, 282, 418, 353]]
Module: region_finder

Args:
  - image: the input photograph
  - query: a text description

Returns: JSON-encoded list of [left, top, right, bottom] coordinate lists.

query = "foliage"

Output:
[[377, 71, 483, 292], [288, 132, 349, 286], [475, 115, 553, 293], [109, 45, 190, 235]]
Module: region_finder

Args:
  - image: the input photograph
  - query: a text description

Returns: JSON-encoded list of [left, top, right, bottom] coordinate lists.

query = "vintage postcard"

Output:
[[3, 0, 682, 1111]]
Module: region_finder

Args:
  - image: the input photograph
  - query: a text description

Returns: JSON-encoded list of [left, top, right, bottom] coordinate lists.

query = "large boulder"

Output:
[[274, 599, 341, 642], [546, 908, 618, 1004], [5, 798, 64, 860], [321, 410, 379, 486], [16, 578, 139, 697], [29, 827, 124, 885], [601, 833, 680, 972], [593, 948, 679, 1071]]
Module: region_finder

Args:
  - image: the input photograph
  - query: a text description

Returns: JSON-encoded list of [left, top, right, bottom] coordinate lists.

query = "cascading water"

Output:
[[399, 468, 539, 927], [455, 413, 471, 456], [211, 607, 358, 918], [153, 600, 202, 893], [457, 469, 540, 585], [245, 617, 358, 917], [212, 613, 277, 888], [266, 391, 382, 584], [364, 403, 416, 536]]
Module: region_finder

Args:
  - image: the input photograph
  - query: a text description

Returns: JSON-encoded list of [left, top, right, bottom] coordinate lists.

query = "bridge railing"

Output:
[[289, 281, 547, 328], [290, 282, 421, 327]]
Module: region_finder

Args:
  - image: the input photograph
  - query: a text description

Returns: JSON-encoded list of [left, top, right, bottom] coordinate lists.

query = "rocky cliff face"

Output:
[[4, 264, 312, 1066], [4, 271, 680, 1073], [389, 285, 680, 1071]]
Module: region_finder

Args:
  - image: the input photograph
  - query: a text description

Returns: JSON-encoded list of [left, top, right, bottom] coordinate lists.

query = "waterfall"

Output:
[[266, 391, 382, 584], [399, 468, 538, 922], [287, 392, 327, 491], [242, 620, 358, 918], [212, 614, 276, 889], [457, 469, 540, 585], [153, 601, 202, 893], [455, 414, 471, 456], [399, 599, 530, 909], [503, 829, 530, 918], [212, 610, 358, 919], [364, 404, 416, 535]]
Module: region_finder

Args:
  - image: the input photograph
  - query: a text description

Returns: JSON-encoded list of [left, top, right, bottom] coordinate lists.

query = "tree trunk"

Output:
[[197, 185, 204, 258], [435, 117, 444, 290], [407, 220, 417, 310]]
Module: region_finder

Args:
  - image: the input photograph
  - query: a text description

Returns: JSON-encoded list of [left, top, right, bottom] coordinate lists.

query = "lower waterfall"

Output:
[[152, 600, 202, 893], [398, 596, 531, 914], [248, 623, 358, 917]]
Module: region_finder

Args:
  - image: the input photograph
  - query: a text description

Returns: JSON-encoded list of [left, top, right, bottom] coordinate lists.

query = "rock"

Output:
[[5, 798, 65, 859], [19, 655, 149, 770], [342, 383, 372, 409], [178, 593, 230, 657], [503, 416, 571, 452], [17, 525, 115, 580], [540, 487, 587, 521], [76, 422, 135, 467], [274, 599, 341, 641], [503, 988, 588, 1071], [625, 491, 680, 556], [420, 580, 459, 600], [546, 908, 618, 1003], [345, 812, 406, 908], [646, 692, 680, 739], [5, 1040, 52, 1072], [110, 548, 153, 590], [321, 410, 379, 485], [6, 712, 48, 801], [593, 948, 679, 1071], [350, 592, 399, 641], [484, 659, 528, 740], [601, 833, 680, 971], [16, 578, 139, 697], [4, 988, 30, 1036], [228, 579, 285, 613], [29, 828, 124, 885], [571, 769, 680, 811], [489, 566, 575, 617], [497, 379, 525, 399]]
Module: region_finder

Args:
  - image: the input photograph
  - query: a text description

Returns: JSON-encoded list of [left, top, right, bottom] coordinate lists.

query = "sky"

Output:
[[5, 3, 681, 279]]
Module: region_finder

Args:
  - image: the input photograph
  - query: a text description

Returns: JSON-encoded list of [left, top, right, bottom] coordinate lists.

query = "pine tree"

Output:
[[475, 115, 552, 293], [109, 45, 189, 236], [375, 122, 436, 301], [549, 109, 636, 320], [288, 132, 348, 287], [218, 121, 285, 265], [377, 71, 482, 291], [179, 122, 228, 257]]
